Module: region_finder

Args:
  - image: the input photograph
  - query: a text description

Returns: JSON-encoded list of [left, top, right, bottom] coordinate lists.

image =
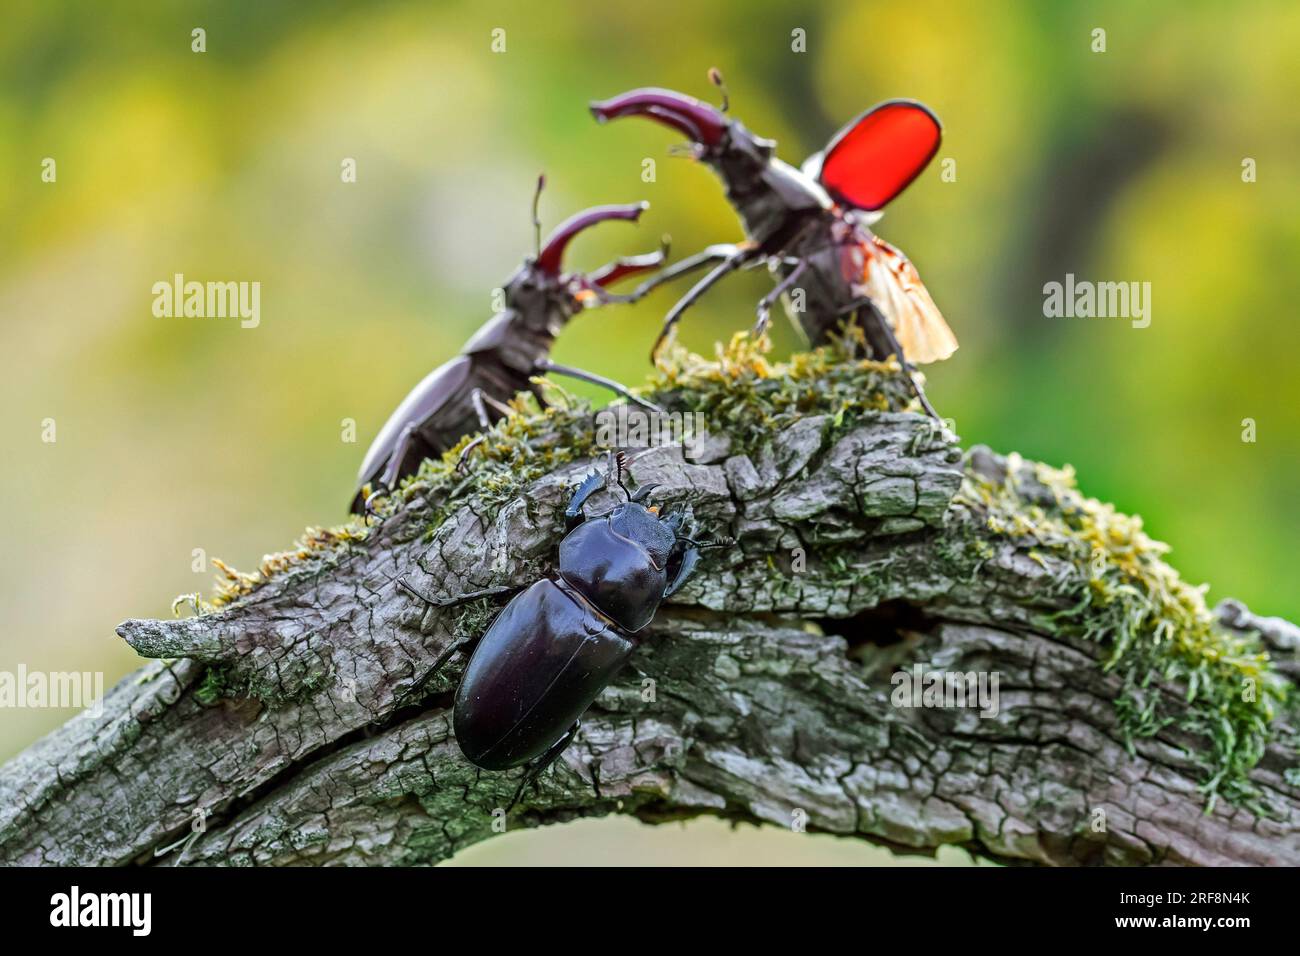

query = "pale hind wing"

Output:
[[859, 235, 958, 364]]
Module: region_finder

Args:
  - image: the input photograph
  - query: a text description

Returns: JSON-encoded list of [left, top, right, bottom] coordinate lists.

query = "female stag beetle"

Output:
[[591, 72, 956, 418], [351, 178, 671, 514], [400, 453, 721, 807]]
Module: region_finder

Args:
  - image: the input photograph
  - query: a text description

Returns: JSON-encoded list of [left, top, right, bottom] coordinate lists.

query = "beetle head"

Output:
[[558, 499, 676, 633], [590, 85, 773, 175], [590, 77, 824, 242], [607, 501, 677, 570], [499, 260, 562, 329], [506, 200, 655, 335]]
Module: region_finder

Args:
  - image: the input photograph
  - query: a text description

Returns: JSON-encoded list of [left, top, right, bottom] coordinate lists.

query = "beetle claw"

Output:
[[630, 482, 661, 504], [363, 486, 389, 520], [455, 435, 487, 474]]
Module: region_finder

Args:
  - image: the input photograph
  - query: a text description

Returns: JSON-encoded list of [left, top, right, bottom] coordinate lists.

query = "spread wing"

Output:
[[858, 235, 957, 365], [815, 100, 942, 212]]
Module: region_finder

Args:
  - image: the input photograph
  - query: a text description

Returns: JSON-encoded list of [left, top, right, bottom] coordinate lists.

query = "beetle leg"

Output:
[[470, 388, 514, 430], [753, 259, 810, 337], [651, 245, 759, 362], [378, 422, 420, 488], [869, 303, 941, 422], [564, 470, 607, 530], [580, 282, 639, 306], [390, 618, 503, 711], [389, 578, 522, 710], [621, 243, 739, 301], [460, 389, 516, 474], [838, 297, 941, 422], [506, 719, 581, 813], [391, 632, 477, 710], [470, 389, 492, 431], [363, 422, 424, 518], [534, 359, 662, 415], [398, 575, 519, 608]]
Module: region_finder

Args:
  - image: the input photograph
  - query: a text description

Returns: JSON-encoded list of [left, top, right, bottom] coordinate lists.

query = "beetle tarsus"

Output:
[[363, 485, 390, 519], [397, 575, 439, 605], [455, 435, 486, 473]]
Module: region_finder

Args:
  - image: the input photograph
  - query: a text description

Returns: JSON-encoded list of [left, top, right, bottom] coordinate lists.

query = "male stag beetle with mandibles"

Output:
[[351, 176, 678, 514], [401, 452, 724, 809], [592, 70, 956, 418]]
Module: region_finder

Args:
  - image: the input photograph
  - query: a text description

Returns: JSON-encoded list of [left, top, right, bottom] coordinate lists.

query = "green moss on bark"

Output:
[[959, 453, 1286, 809], [175, 334, 1287, 802]]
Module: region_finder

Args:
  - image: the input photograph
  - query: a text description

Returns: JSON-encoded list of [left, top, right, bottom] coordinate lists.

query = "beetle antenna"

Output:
[[708, 67, 729, 113], [677, 534, 731, 550], [607, 450, 630, 501], [532, 172, 545, 257]]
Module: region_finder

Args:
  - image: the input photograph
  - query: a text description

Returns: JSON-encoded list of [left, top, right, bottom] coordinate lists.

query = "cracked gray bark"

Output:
[[2, 405, 1297, 867]]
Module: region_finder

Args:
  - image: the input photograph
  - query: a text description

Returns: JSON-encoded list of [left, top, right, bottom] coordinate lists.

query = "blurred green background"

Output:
[[2, 0, 1296, 864]]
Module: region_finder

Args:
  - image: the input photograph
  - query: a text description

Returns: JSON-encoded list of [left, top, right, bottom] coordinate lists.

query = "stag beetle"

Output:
[[400, 453, 721, 807], [591, 72, 955, 418], [350, 178, 671, 514]]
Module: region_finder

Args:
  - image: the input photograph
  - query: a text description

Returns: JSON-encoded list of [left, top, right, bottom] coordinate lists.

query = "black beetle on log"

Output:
[[400, 453, 723, 807]]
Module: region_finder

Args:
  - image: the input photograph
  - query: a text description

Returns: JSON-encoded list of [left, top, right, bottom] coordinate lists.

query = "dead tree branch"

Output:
[[2, 354, 1296, 867]]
